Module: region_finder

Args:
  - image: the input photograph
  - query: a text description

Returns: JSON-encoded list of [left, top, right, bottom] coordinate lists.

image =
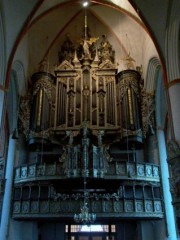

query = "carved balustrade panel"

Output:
[[14, 161, 160, 184], [12, 198, 163, 219]]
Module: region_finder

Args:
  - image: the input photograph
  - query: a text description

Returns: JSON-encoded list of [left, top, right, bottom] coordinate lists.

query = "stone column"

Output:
[[168, 81, 180, 144], [0, 135, 17, 240], [168, 80, 180, 234], [0, 89, 4, 123], [167, 139, 180, 227], [145, 128, 156, 163], [157, 128, 177, 240]]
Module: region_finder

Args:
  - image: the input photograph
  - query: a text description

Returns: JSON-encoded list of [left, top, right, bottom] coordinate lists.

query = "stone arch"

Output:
[[5, 60, 27, 138], [7, 71, 19, 134], [7, 61, 25, 134], [155, 69, 167, 129], [0, 11, 5, 85], [145, 57, 160, 93], [146, 57, 167, 128], [165, 1, 180, 80], [12, 60, 26, 95]]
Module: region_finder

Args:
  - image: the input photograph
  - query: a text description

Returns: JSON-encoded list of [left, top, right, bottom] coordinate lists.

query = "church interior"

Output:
[[0, 0, 180, 240]]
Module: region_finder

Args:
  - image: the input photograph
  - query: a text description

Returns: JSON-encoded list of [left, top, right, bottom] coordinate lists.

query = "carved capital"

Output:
[[167, 140, 180, 162]]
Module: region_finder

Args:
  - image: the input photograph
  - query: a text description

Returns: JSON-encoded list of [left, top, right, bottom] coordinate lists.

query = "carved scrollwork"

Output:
[[141, 90, 155, 137], [121, 128, 142, 138], [167, 141, 180, 182], [29, 129, 50, 140], [51, 189, 123, 201], [119, 76, 140, 99], [18, 94, 31, 137], [167, 140, 180, 161], [167, 140, 180, 203], [98, 34, 115, 63], [98, 60, 116, 69], [33, 78, 54, 103], [58, 33, 75, 63]]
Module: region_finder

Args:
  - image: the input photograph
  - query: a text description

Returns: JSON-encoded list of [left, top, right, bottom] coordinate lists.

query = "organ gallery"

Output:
[[13, 26, 162, 227]]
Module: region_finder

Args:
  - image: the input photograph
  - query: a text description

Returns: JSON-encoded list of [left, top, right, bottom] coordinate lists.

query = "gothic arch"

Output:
[[145, 57, 160, 93], [0, 11, 5, 85], [7, 61, 25, 134], [155, 69, 167, 129], [146, 57, 167, 128], [7, 71, 19, 134], [11, 60, 26, 95], [165, 1, 180, 81]]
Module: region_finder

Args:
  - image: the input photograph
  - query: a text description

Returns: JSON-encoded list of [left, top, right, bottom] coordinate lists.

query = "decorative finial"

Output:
[[124, 52, 135, 69]]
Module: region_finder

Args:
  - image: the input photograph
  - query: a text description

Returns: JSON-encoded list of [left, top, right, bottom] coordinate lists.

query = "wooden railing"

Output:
[[14, 161, 160, 183], [12, 198, 163, 220]]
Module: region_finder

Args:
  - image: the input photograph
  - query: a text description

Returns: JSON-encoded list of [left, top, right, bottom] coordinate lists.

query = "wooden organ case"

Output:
[[54, 50, 117, 131]]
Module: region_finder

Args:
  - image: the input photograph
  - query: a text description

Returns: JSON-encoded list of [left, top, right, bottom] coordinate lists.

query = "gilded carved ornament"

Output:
[[118, 77, 140, 99], [122, 52, 135, 69], [167, 140, 180, 160], [51, 186, 123, 201], [33, 78, 54, 101], [18, 94, 31, 137], [55, 60, 75, 71]]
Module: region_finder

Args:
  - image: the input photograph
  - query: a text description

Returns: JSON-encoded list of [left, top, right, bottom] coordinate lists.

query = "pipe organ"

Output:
[[19, 32, 147, 171], [15, 31, 162, 222], [24, 34, 143, 147]]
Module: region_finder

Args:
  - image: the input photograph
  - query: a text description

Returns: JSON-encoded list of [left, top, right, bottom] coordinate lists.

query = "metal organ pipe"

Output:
[[58, 82, 62, 125], [36, 88, 43, 128], [62, 83, 65, 124]]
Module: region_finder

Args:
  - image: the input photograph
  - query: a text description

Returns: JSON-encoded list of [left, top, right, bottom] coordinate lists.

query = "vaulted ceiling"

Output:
[[1, 0, 172, 93], [11, 0, 158, 88]]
